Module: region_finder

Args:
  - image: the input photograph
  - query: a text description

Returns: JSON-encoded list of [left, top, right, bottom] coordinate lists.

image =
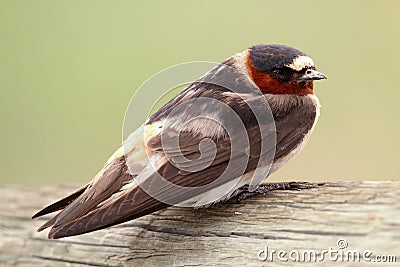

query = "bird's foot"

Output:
[[235, 182, 323, 203]]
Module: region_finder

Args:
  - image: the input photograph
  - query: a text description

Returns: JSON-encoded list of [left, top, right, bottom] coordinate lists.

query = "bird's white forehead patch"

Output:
[[285, 55, 315, 71]]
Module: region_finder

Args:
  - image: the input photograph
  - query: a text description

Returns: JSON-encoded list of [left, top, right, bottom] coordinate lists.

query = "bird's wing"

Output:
[[43, 125, 274, 239], [34, 80, 277, 239]]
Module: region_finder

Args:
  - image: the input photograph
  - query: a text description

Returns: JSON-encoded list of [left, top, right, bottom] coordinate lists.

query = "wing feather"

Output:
[[32, 184, 89, 219], [33, 65, 316, 239]]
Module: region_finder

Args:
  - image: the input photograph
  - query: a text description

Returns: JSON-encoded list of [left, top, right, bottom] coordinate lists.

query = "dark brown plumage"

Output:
[[33, 44, 326, 239]]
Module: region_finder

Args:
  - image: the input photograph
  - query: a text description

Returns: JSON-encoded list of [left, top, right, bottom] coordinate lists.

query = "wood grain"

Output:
[[0, 181, 399, 266]]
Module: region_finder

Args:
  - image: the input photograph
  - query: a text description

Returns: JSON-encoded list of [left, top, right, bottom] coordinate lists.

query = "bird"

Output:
[[32, 44, 326, 239]]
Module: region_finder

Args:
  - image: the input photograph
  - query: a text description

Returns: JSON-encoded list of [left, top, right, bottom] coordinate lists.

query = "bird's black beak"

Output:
[[296, 69, 327, 82]]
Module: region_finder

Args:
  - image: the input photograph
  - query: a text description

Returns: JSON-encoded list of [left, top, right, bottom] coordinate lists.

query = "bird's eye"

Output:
[[273, 69, 284, 75]]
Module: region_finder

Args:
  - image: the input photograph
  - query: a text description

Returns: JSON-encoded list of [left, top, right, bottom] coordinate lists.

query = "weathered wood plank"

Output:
[[0, 181, 399, 266]]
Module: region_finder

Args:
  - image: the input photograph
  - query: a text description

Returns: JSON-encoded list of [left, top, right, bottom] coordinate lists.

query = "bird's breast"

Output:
[[267, 94, 320, 173]]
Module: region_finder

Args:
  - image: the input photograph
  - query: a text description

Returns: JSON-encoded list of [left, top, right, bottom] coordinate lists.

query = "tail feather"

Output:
[[48, 190, 169, 239], [32, 184, 89, 219], [37, 213, 60, 232], [33, 156, 135, 237]]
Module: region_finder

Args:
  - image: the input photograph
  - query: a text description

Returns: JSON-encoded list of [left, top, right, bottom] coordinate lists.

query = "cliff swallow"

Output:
[[32, 44, 326, 239]]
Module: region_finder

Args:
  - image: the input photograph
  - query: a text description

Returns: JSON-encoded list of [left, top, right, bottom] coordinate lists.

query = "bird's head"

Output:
[[246, 44, 327, 95]]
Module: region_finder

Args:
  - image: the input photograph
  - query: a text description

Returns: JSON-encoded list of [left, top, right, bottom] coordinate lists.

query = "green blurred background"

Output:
[[1, 0, 399, 186]]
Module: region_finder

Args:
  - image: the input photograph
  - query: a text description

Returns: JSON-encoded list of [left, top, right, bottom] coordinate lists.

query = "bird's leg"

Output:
[[235, 182, 322, 203]]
